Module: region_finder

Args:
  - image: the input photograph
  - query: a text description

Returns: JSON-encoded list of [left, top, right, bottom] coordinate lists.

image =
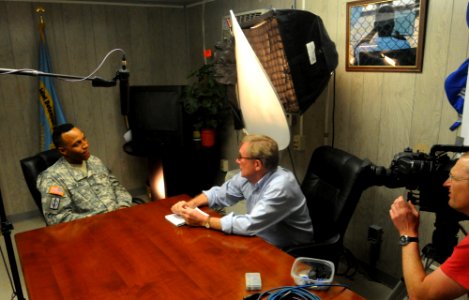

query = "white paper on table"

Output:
[[165, 207, 209, 227]]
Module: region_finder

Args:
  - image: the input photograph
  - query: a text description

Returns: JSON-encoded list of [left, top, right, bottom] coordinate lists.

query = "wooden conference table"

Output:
[[15, 195, 364, 300]]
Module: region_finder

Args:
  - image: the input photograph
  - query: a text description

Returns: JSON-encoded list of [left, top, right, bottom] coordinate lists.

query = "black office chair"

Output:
[[285, 145, 374, 269], [20, 149, 61, 221]]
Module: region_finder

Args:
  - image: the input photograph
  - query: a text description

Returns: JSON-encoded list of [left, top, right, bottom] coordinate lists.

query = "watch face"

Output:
[[399, 235, 418, 246], [399, 235, 409, 246]]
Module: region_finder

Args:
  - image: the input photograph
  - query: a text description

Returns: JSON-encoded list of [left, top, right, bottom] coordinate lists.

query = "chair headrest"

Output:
[[20, 149, 61, 212]]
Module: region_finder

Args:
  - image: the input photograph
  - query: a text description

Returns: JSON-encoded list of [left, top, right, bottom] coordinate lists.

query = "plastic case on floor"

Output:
[[290, 257, 335, 289]]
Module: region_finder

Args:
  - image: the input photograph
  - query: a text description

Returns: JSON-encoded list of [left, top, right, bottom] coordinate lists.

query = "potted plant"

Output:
[[184, 63, 228, 147]]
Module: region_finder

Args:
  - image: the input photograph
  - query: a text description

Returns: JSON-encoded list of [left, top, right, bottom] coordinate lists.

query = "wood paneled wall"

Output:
[[185, 0, 326, 176], [1, 0, 468, 281], [0, 1, 189, 217], [304, 0, 469, 279], [187, 0, 469, 279]]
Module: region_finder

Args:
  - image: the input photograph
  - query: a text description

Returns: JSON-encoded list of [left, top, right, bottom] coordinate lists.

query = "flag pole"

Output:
[[36, 6, 45, 24]]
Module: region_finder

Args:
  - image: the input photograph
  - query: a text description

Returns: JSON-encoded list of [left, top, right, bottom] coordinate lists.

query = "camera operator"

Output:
[[389, 153, 469, 299]]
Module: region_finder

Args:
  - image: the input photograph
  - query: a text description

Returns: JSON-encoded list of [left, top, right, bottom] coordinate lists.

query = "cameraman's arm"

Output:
[[401, 242, 466, 299], [390, 196, 466, 299]]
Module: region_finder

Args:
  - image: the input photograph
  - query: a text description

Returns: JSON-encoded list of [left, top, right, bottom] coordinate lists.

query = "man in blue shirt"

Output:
[[171, 134, 314, 249]]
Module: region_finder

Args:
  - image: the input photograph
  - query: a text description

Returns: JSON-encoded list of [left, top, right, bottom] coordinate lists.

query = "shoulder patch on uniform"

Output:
[[48, 186, 64, 196]]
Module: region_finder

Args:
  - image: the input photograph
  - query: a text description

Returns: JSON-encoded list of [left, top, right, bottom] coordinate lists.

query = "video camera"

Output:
[[371, 144, 469, 216], [368, 144, 469, 263]]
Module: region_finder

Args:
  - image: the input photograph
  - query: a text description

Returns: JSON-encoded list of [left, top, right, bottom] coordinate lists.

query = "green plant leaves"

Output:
[[184, 63, 228, 129]]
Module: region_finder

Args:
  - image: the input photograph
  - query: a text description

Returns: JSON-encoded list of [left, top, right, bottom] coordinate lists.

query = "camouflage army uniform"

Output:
[[37, 155, 132, 225]]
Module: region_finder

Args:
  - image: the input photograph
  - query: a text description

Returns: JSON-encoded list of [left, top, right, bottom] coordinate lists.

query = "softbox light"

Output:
[[240, 9, 338, 114], [231, 10, 290, 150]]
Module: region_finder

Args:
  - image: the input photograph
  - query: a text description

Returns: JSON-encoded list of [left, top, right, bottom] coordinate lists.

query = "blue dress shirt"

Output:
[[203, 166, 314, 248]]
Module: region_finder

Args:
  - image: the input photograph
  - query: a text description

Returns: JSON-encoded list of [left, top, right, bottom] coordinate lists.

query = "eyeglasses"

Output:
[[236, 154, 259, 161], [448, 172, 469, 182]]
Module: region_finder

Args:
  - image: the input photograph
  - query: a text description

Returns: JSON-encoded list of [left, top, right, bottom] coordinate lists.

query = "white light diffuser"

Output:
[[230, 10, 290, 150]]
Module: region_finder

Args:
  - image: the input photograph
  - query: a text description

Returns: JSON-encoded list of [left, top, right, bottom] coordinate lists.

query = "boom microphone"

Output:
[[118, 55, 130, 115], [91, 76, 116, 87]]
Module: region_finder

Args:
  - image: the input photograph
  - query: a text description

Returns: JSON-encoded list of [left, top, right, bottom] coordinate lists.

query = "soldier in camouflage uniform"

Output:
[[37, 123, 132, 225]]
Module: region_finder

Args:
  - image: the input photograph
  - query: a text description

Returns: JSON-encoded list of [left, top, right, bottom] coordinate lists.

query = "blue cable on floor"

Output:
[[255, 283, 350, 300]]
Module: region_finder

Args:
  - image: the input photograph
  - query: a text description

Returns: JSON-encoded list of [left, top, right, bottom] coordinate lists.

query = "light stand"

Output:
[[0, 189, 25, 300], [0, 58, 128, 300]]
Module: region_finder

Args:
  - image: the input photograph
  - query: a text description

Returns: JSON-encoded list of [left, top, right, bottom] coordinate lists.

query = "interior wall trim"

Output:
[[4, 0, 214, 9]]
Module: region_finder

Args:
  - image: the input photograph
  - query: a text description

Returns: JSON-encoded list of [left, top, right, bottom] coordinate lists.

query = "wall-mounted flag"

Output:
[[37, 8, 67, 150]]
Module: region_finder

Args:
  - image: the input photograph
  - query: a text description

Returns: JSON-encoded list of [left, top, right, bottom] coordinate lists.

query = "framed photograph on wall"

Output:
[[346, 0, 428, 72]]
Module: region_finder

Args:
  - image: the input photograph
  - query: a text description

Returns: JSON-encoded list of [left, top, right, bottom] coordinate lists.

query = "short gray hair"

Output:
[[241, 135, 279, 170]]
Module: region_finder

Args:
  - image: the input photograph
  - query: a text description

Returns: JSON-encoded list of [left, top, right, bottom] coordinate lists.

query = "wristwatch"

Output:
[[204, 216, 211, 229], [399, 235, 419, 246]]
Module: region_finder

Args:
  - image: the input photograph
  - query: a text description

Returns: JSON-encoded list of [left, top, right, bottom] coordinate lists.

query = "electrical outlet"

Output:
[[292, 135, 305, 151]]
